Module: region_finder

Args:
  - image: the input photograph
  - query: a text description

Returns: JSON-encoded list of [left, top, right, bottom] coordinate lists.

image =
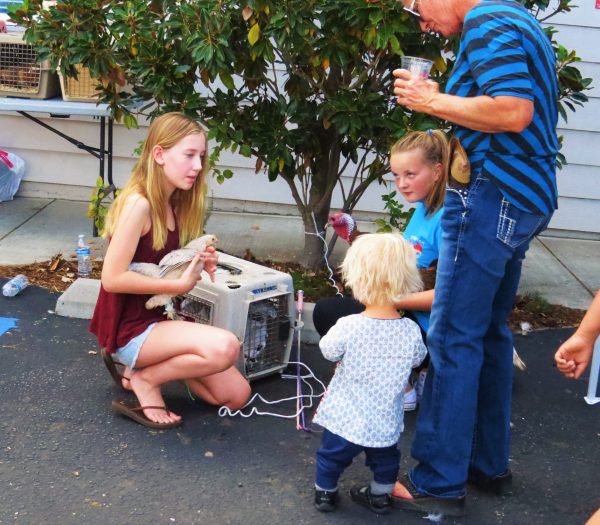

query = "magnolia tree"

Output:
[[11, 0, 591, 269]]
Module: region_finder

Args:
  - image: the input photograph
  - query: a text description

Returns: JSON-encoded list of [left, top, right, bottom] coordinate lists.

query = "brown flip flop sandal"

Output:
[[111, 399, 182, 430], [101, 348, 130, 391]]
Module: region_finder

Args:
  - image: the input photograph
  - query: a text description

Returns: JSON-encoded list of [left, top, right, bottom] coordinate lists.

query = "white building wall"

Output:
[[546, 1, 600, 237], [0, 107, 395, 219]]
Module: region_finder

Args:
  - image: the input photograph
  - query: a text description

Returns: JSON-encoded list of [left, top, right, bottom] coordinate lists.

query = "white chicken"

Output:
[[129, 233, 218, 316]]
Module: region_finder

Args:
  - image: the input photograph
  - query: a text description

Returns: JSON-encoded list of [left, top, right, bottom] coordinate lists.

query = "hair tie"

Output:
[[426, 129, 433, 136]]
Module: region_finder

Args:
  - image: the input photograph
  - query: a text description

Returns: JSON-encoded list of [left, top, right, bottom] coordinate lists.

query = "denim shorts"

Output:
[[115, 322, 157, 369]]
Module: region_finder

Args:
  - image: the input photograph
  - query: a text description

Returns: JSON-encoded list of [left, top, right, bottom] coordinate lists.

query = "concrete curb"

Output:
[[55, 278, 322, 344], [55, 278, 101, 319]]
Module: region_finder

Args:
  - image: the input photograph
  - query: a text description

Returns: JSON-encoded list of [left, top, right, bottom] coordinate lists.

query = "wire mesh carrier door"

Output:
[[0, 31, 61, 99], [59, 64, 101, 102], [173, 252, 295, 380]]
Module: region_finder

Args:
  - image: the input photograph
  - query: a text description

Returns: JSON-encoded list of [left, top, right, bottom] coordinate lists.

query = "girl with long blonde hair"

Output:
[[90, 112, 250, 429]]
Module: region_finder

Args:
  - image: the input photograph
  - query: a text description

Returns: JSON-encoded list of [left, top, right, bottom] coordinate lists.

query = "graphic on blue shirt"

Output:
[[403, 203, 442, 270]]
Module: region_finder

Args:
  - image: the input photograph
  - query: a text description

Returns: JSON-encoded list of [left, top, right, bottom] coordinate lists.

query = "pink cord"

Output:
[[296, 290, 309, 431]]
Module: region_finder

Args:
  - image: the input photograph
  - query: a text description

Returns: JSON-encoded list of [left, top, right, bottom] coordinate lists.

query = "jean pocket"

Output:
[[496, 198, 548, 248], [445, 185, 468, 209], [496, 199, 516, 245], [446, 174, 487, 211]]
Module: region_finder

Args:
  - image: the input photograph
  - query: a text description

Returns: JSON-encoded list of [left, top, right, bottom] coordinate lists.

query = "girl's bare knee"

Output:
[[223, 381, 251, 410], [191, 331, 239, 367], [215, 333, 240, 367]]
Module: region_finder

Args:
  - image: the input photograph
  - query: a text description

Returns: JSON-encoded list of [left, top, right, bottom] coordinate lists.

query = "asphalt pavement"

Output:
[[1, 281, 599, 525]]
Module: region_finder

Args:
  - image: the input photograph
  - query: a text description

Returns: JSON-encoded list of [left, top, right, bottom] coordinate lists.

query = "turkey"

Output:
[[328, 212, 356, 242], [129, 234, 218, 317]]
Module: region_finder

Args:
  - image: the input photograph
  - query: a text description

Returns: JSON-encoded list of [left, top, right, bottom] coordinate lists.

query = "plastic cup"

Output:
[[401, 56, 433, 79]]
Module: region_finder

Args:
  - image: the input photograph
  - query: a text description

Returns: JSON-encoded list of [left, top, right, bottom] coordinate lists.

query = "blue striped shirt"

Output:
[[446, 0, 559, 215]]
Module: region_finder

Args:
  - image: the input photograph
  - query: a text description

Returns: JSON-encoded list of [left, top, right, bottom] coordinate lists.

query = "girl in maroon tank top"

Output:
[[90, 112, 250, 430]]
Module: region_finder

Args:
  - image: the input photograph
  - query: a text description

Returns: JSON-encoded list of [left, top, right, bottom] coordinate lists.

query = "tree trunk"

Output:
[[299, 204, 332, 271], [286, 126, 340, 270]]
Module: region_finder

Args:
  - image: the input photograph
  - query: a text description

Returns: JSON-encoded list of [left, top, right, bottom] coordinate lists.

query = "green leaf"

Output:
[[174, 64, 192, 75], [220, 72, 235, 91], [123, 114, 139, 129]]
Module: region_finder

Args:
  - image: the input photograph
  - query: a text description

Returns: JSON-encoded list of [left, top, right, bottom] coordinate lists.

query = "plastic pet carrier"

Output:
[[173, 252, 295, 380], [0, 32, 61, 99], [59, 64, 101, 102]]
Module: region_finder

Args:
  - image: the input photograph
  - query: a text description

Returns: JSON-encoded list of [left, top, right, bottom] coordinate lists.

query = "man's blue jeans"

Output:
[[410, 175, 552, 498]]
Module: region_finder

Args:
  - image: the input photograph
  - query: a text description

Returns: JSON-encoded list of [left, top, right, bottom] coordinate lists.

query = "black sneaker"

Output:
[[314, 489, 339, 512], [350, 485, 392, 515], [468, 469, 513, 495]]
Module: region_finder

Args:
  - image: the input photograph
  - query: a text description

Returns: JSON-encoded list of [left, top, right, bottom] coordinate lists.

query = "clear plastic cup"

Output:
[[401, 56, 434, 79]]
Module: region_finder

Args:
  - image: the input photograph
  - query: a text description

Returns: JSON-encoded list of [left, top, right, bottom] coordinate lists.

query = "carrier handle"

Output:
[[217, 262, 242, 275]]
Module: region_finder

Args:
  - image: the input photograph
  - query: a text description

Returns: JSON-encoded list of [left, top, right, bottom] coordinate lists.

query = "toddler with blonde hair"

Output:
[[313, 233, 427, 515]]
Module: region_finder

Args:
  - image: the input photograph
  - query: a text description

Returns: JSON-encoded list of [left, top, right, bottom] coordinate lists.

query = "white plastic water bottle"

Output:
[[77, 234, 92, 277], [2, 274, 29, 297]]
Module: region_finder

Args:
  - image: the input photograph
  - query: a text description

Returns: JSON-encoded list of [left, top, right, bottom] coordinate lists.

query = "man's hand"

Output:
[[393, 69, 440, 113], [393, 68, 533, 133]]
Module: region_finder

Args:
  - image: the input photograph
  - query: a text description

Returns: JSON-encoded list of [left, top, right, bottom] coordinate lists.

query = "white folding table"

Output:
[[0, 97, 115, 235]]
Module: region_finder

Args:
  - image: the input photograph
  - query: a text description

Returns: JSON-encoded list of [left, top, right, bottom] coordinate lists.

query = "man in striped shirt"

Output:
[[391, 0, 558, 516]]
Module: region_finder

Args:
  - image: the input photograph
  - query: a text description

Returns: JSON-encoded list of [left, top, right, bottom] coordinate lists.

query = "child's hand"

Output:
[[554, 333, 594, 379]]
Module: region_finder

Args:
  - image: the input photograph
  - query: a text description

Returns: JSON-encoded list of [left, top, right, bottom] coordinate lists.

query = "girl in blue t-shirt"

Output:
[[313, 129, 448, 409]]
